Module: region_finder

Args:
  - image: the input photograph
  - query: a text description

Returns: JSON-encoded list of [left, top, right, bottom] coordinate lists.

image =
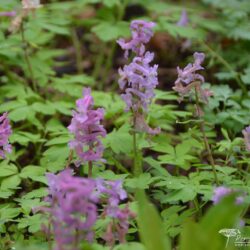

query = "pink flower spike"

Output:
[[0, 112, 12, 159], [68, 88, 106, 165]]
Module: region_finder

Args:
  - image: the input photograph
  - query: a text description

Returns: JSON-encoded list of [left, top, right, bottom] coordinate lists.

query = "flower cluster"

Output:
[[0, 11, 16, 17], [96, 179, 135, 245], [41, 170, 133, 250], [117, 20, 155, 58], [117, 20, 160, 134], [177, 9, 189, 27], [212, 186, 244, 205], [173, 52, 212, 103], [0, 113, 12, 158], [45, 169, 98, 249], [68, 88, 106, 165], [22, 0, 42, 9], [242, 125, 250, 151]]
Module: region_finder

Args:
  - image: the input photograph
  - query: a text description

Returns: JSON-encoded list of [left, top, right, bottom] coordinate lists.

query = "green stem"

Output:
[[132, 113, 142, 177], [201, 42, 247, 94], [194, 87, 219, 185], [88, 160, 93, 178], [92, 43, 105, 85], [103, 41, 116, 84], [193, 197, 202, 219], [48, 217, 52, 250], [20, 23, 37, 92], [66, 150, 73, 168], [71, 28, 83, 74]]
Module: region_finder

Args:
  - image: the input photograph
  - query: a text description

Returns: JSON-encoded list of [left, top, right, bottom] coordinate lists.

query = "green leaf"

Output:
[[92, 21, 130, 41], [104, 124, 133, 154], [20, 166, 46, 179], [10, 132, 41, 146], [180, 194, 244, 250], [9, 106, 32, 122], [0, 163, 18, 177], [45, 135, 70, 146], [0, 207, 21, 221], [1, 175, 21, 190], [113, 242, 146, 250], [22, 188, 48, 199], [136, 190, 171, 250], [126, 173, 153, 189]]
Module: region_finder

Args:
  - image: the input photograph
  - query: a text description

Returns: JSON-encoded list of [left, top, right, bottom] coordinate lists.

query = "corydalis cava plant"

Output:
[[174, 53, 219, 185], [68, 88, 106, 171], [41, 169, 134, 250], [117, 20, 160, 135], [173, 52, 212, 105], [0, 112, 12, 158]]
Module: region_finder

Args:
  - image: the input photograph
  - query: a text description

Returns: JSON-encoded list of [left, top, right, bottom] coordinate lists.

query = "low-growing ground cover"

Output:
[[0, 1, 250, 250]]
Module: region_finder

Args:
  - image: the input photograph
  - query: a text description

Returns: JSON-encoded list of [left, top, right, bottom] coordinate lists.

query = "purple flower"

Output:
[[0, 113, 12, 159], [22, 0, 42, 9], [212, 186, 231, 204], [97, 179, 135, 246], [236, 196, 244, 205], [0, 11, 16, 17], [39, 170, 134, 249], [173, 52, 212, 103], [45, 169, 98, 249], [175, 52, 205, 86], [177, 10, 189, 27], [242, 126, 250, 151], [68, 88, 106, 165], [118, 51, 158, 112], [117, 20, 155, 58], [117, 20, 160, 135], [211, 186, 245, 205]]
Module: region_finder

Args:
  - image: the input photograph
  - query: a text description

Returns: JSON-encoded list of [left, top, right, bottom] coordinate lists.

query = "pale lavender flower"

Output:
[[41, 170, 133, 249], [118, 51, 158, 112], [239, 219, 245, 227], [173, 52, 212, 103], [117, 20, 160, 135], [45, 169, 98, 249], [175, 52, 205, 86], [22, 0, 42, 9], [0, 113, 12, 159], [0, 11, 16, 17], [97, 179, 135, 246], [242, 126, 250, 151], [68, 88, 106, 165], [103, 205, 135, 246], [236, 196, 244, 205], [117, 20, 155, 58], [212, 186, 245, 205], [212, 186, 231, 204], [177, 10, 189, 27]]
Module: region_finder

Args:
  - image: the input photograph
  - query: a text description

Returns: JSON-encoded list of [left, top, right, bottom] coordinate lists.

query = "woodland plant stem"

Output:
[[103, 41, 116, 84], [132, 113, 141, 177], [193, 197, 202, 219], [194, 87, 219, 185], [20, 23, 37, 92], [66, 150, 73, 168], [48, 217, 52, 250], [88, 161, 93, 178], [92, 43, 106, 88], [71, 28, 83, 74]]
